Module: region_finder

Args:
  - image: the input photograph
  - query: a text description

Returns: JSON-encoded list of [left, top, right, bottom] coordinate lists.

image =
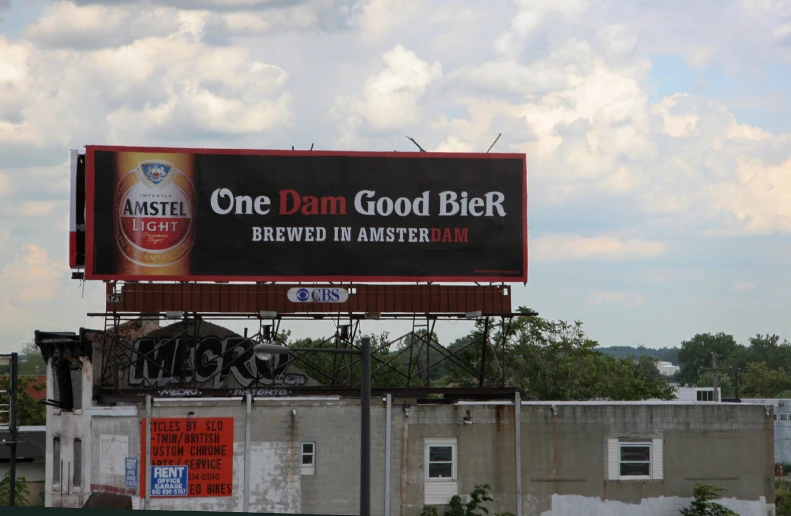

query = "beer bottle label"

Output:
[[114, 159, 196, 270]]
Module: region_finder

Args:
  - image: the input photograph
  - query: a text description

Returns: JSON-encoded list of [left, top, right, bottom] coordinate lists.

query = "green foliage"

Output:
[[421, 506, 440, 516], [0, 342, 47, 376], [679, 484, 737, 516], [597, 345, 680, 365], [288, 332, 414, 388], [465, 308, 676, 401], [741, 362, 791, 398], [677, 333, 739, 387], [697, 371, 735, 399], [280, 309, 791, 401], [776, 478, 791, 516], [0, 473, 30, 507], [0, 374, 45, 426], [673, 332, 791, 399], [422, 484, 513, 516]]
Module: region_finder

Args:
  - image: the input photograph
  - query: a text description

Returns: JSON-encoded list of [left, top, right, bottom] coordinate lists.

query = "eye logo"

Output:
[[296, 288, 310, 302]]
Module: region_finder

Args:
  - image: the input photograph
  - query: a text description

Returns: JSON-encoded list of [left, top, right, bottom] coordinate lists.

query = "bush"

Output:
[[0, 473, 30, 506], [679, 484, 737, 516], [776, 478, 791, 516], [421, 484, 514, 516]]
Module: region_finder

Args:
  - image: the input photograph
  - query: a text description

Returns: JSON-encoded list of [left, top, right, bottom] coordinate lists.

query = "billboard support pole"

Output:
[[384, 393, 392, 516], [360, 335, 371, 516], [145, 395, 151, 510], [244, 394, 252, 512]]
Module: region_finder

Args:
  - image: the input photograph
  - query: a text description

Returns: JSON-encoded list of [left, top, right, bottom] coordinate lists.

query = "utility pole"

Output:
[[711, 353, 719, 402]]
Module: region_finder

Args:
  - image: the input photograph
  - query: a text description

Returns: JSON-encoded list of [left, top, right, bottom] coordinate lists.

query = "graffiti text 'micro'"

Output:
[[128, 336, 307, 388]]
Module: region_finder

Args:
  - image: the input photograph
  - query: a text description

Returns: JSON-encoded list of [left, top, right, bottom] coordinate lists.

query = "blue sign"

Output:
[[125, 458, 138, 488], [150, 465, 188, 497]]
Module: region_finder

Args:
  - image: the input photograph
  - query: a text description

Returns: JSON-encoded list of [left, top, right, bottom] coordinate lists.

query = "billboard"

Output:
[[83, 145, 527, 282], [140, 417, 234, 498], [69, 150, 86, 269]]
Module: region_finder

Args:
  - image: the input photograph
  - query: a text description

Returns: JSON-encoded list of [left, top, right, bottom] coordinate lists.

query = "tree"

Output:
[[0, 374, 45, 426], [460, 308, 676, 401], [0, 473, 30, 506], [696, 371, 735, 399], [744, 334, 791, 372], [0, 342, 46, 377], [740, 362, 791, 398], [677, 333, 740, 386], [19, 342, 46, 376]]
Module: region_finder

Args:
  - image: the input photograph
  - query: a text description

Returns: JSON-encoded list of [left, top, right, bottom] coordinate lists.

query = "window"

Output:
[[301, 442, 315, 475], [53, 438, 61, 484], [427, 445, 455, 479], [424, 438, 458, 505], [696, 390, 714, 402], [619, 443, 651, 478], [782, 414, 789, 421], [607, 438, 663, 481], [73, 439, 82, 488]]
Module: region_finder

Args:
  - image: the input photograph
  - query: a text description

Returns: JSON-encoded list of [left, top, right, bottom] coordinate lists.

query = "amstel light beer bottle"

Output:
[[113, 151, 196, 277]]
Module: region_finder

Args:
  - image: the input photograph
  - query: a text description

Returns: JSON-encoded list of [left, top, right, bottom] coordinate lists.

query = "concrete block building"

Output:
[[35, 324, 778, 516]]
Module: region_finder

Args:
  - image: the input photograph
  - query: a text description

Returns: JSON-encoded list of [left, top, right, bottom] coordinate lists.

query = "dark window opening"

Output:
[[51, 359, 82, 411], [53, 438, 61, 484], [73, 439, 82, 487], [619, 444, 651, 478]]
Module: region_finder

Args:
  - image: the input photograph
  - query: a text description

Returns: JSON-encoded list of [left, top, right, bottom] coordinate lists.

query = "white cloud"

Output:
[[0, 245, 64, 305], [0, 0, 790, 351], [532, 235, 667, 262], [707, 155, 791, 234], [333, 44, 442, 140], [0, 245, 105, 352], [0, 245, 67, 347], [0, 14, 293, 159], [24, 2, 180, 49]]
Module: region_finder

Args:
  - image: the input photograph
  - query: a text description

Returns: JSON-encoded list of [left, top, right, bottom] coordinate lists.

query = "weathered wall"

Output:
[[398, 402, 774, 516], [46, 395, 775, 516], [45, 356, 94, 509], [741, 398, 791, 464]]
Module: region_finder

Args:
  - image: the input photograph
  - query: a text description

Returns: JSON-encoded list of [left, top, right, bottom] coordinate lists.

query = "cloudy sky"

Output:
[[0, 0, 789, 353]]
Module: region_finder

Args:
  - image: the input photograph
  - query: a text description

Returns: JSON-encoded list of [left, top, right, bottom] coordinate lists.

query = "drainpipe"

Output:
[[514, 391, 522, 516], [145, 395, 151, 510], [385, 394, 392, 516], [244, 394, 252, 513]]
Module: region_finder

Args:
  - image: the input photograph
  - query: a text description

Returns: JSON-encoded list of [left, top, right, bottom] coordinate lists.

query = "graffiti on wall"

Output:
[[128, 336, 308, 389]]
